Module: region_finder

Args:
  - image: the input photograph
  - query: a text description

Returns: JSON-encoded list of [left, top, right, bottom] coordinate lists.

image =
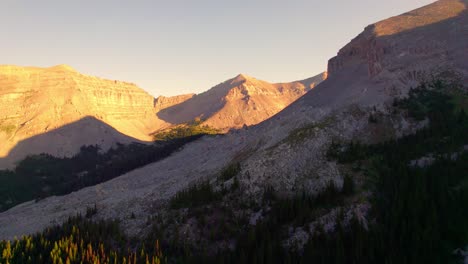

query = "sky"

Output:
[[1, 0, 434, 97]]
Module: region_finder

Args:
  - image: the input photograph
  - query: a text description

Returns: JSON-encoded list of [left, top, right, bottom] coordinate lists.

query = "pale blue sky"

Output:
[[1, 0, 433, 96]]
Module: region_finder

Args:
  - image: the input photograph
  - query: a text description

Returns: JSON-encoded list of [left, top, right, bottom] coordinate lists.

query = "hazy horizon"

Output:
[[2, 0, 433, 97]]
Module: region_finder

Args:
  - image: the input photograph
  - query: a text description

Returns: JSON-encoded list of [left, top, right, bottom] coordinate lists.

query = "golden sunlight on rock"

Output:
[[0, 65, 325, 167], [0, 65, 178, 166], [373, 0, 466, 36]]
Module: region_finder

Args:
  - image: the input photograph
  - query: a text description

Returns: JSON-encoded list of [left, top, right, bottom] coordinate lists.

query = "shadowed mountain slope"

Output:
[[0, 65, 182, 167], [0, 116, 141, 169]]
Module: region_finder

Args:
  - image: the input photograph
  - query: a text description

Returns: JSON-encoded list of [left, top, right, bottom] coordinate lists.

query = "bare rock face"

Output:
[[328, 0, 468, 86], [0, 65, 171, 168], [154, 94, 195, 112], [157, 72, 326, 131]]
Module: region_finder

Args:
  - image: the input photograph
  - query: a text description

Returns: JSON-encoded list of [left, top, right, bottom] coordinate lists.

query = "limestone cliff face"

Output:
[[0, 65, 170, 166], [157, 72, 326, 130]]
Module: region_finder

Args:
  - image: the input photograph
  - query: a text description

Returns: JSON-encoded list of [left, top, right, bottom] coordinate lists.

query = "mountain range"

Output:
[[0, 65, 324, 168], [0, 0, 467, 261]]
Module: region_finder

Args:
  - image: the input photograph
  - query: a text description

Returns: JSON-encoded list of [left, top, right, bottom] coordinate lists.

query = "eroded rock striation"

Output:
[[0, 65, 176, 167]]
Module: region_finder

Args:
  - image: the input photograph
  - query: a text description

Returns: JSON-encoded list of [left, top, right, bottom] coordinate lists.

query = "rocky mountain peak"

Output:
[[156, 72, 325, 130], [327, 0, 467, 81], [48, 64, 77, 72], [231, 73, 254, 84]]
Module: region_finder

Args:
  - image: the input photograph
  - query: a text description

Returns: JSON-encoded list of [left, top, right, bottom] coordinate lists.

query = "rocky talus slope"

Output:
[[0, 0, 467, 241]]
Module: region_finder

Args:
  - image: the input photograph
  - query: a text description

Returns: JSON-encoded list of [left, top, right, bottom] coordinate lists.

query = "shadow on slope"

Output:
[[156, 76, 243, 124], [0, 116, 145, 169], [0, 116, 208, 212], [157, 73, 326, 126]]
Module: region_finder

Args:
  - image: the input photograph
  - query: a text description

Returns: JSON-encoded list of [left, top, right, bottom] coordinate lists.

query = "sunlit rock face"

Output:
[[0, 64, 325, 167], [154, 94, 195, 112], [0, 64, 172, 167], [157, 72, 326, 131]]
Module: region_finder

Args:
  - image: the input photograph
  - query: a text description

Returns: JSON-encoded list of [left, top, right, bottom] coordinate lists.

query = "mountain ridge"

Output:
[[2, 0, 466, 241], [0, 64, 325, 168]]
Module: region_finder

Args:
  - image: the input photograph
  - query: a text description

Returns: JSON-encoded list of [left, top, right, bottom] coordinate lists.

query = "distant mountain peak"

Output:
[[48, 64, 77, 72], [0, 64, 78, 73], [232, 73, 254, 83]]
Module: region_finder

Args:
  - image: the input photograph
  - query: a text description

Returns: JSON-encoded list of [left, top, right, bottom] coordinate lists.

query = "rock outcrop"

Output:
[[154, 94, 195, 112], [157, 72, 326, 131]]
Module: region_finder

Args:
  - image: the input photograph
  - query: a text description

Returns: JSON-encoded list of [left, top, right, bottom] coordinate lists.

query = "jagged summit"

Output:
[[231, 73, 253, 83]]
